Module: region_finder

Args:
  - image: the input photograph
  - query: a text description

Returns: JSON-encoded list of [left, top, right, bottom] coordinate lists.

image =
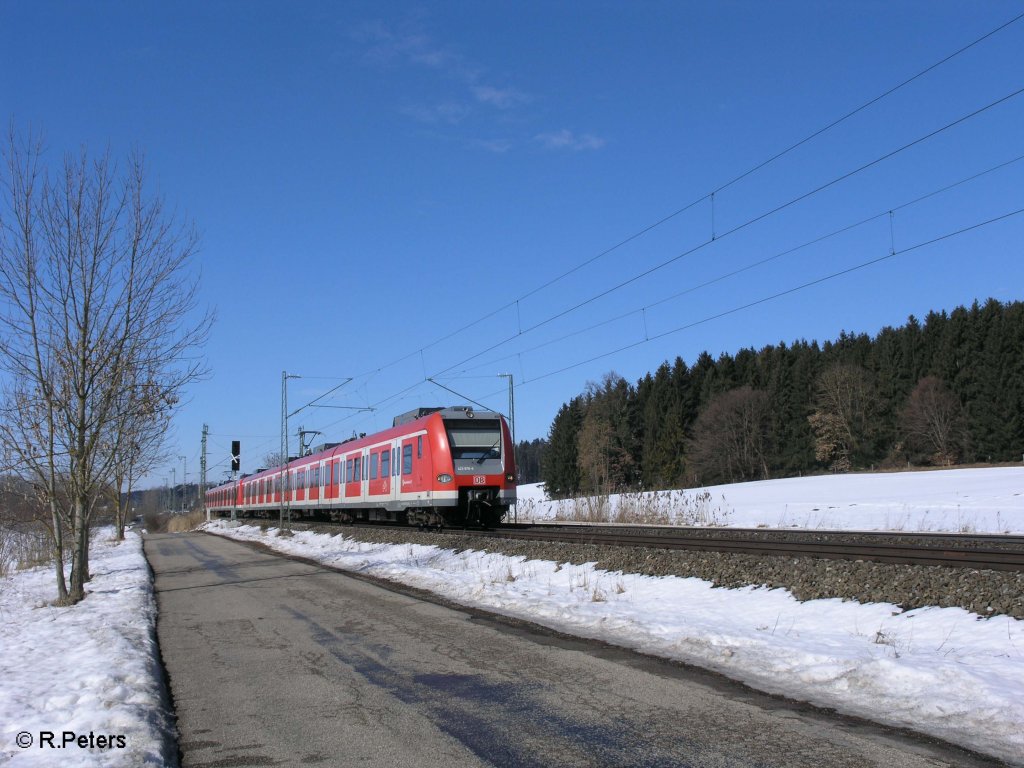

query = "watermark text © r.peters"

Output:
[[16, 730, 126, 749]]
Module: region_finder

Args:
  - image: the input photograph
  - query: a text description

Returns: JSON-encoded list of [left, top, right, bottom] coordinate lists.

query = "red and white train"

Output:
[[205, 406, 516, 528]]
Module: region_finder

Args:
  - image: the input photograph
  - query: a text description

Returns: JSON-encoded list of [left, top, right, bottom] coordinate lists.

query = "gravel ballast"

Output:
[[299, 524, 1024, 620]]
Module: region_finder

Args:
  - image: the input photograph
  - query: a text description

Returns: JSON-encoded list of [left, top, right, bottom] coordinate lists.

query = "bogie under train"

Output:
[[206, 406, 516, 528]]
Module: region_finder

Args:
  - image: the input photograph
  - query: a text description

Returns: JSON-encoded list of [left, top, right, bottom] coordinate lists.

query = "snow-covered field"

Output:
[[515, 466, 1024, 533], [2, 468, 1022, 765], [0, 529, 173, 767]]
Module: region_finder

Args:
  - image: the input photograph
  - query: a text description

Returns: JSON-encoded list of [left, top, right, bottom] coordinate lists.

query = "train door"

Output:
[[400, 436, 417, 497], [345, 452, 362, 504], [360, 450, 368, 505], [368, 444, 390, 499], [309, 462, 320, 503]]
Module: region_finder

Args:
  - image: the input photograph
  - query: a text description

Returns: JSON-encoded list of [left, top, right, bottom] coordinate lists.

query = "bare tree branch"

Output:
[[0, 128, 212, 604]]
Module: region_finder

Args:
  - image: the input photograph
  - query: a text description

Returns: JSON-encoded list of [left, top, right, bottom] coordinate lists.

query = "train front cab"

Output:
[[424, 408, 516, 528]]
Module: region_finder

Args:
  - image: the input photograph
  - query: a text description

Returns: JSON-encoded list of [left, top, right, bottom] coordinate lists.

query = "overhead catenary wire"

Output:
[[521, 207, 1024, 385], [429, 87, 1024, 379], [443, 152, 1024, 377], [337, 13, 1024, 386], [308, 200, 1023, 438], [385, 204, 1024, 415], [306, 180, 1024, 442], [282, 27, 1024, 443]]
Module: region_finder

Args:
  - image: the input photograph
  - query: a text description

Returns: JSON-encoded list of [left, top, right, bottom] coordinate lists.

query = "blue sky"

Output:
[[3, 1, 1022, 489]]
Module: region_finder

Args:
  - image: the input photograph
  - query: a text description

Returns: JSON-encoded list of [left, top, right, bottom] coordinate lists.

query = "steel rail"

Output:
[[215, 514, 1024, 571], [472, 525, 1024, 571]]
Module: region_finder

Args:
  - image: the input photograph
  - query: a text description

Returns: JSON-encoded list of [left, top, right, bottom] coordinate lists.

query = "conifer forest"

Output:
[[520, 299, 1024, 498]]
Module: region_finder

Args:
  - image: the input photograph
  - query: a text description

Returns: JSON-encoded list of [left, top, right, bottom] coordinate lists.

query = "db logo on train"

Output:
[[473, 475, 486, 485]]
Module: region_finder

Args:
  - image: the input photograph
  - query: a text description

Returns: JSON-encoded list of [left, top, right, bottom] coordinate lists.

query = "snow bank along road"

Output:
[[0, 529, 174, 767], [146, 531, 1002, 768]]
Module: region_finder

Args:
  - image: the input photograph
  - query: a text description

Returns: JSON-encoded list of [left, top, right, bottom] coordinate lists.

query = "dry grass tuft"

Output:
[[165, 509, 208, 533]]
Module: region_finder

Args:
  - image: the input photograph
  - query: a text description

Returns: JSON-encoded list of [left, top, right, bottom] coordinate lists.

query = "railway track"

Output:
[[476, 524, 1024, 572], [226, 514, 1024, 571]]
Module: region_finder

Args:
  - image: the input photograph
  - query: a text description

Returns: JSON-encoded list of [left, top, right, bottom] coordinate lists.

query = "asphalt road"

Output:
[[144, 531, 1001, 768]]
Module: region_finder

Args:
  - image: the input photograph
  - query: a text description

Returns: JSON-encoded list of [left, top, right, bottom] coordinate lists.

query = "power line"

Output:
[[521, 207, 1024, 384], [445, 152, 1024, 377], [267, 26, 1024, 443], [338, 12, 1024, 387], [431, 86, 1024, 379]]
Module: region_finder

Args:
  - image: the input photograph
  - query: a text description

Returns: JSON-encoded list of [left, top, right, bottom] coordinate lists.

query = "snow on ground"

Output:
[[2, 469, 1022, 765], [0, 528, 173, 767], [514, 466, 1024, 533], [205, 467, 1024, 765]]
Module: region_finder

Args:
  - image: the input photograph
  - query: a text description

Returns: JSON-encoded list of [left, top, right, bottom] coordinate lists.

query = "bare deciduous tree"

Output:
[[261, 450, 286, 470], [105, 395, 172, 540], [0, 129, 212, 604], [807, 364, 879, 472], [686, 386, 771, 485], [900, 376, 967, 466]]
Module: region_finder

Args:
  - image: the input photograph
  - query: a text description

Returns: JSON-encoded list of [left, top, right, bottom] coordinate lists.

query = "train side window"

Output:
[[402, 444, 413, 475], [393, 447, 398, 476], [346, 459, 353, 483], [354, 456, 361, 482], [370, 452, 378, 480], [417, 435, 422, 458], [380, 449, 389, 479], [335, 461, 341, 485]]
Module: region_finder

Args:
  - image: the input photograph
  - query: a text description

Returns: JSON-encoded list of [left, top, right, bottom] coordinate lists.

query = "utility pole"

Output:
[[179, 455, 187, 512], [279, 371, 353, 532], [298, 426, 321, 457], [498, 373, 516, 523], [201, 424, 208, 521], [281, 371, 300, 532], [170, 467, 176, 513]]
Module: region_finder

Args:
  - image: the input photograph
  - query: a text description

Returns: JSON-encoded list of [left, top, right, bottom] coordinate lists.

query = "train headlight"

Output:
[[437, 473, 453, 483]]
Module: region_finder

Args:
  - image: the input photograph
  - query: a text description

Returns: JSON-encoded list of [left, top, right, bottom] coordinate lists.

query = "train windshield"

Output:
[[445, 420, 501, 461]]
